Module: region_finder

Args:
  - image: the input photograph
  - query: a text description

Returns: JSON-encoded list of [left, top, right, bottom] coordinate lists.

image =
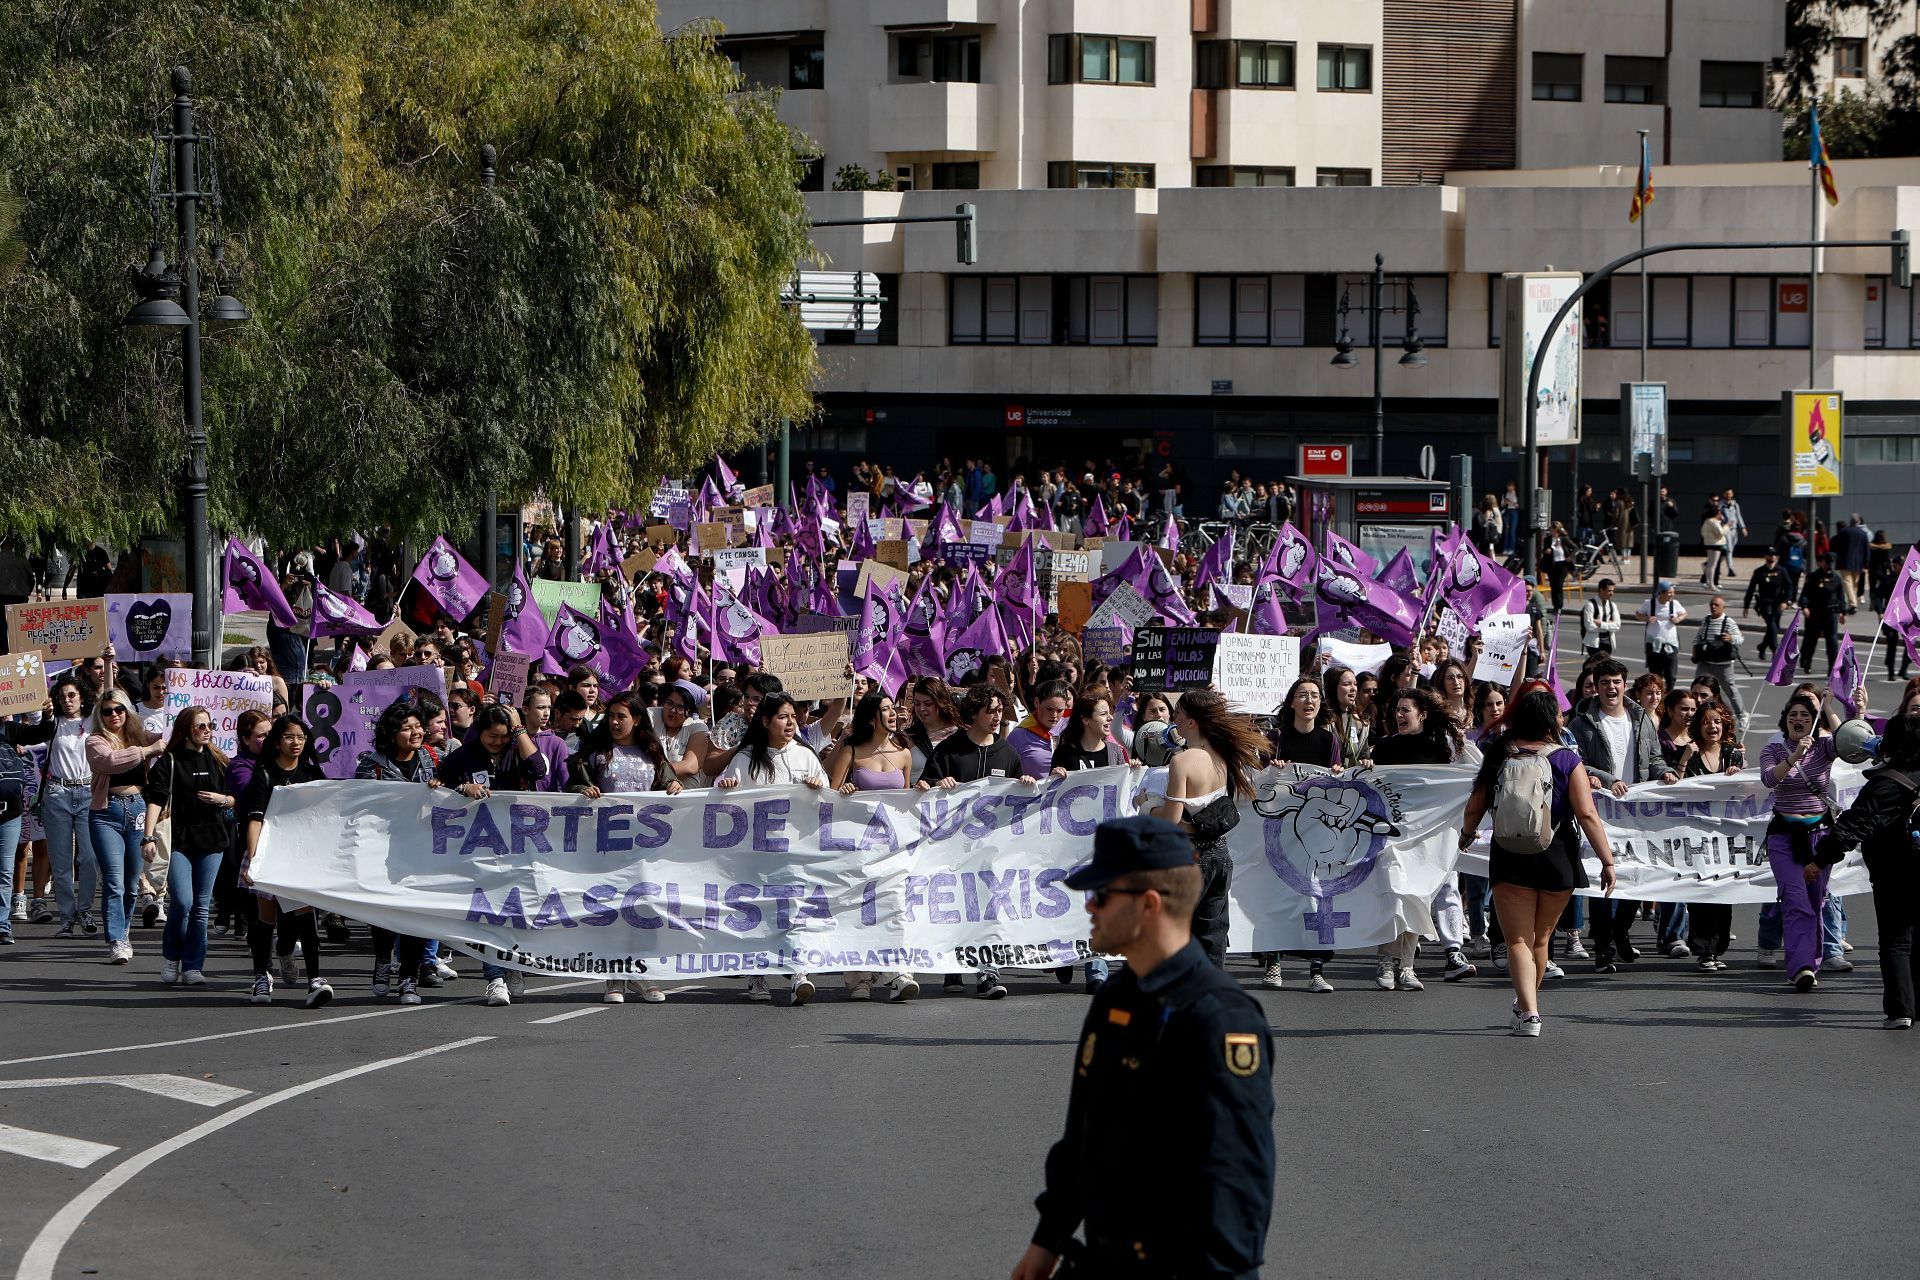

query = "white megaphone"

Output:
[[1835, 718, 1883, 765]]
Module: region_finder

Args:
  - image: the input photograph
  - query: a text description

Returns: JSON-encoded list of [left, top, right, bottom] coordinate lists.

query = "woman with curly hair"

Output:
[[354, 702, 443, 1004]]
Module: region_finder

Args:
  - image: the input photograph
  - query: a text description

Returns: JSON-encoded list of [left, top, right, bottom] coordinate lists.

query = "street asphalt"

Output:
[[0, 898, 1913, 1280]]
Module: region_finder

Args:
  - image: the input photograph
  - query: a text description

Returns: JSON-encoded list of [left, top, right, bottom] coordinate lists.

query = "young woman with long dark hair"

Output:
[[1366, 687, 1468, 991], [1682, 702, 1745, 970], [905, 677, 961, 781], [1761, 690, 1844, 993], [240, 715, 331, 1008], [41, 675, 101, 938], [215, 710, 271, 939], [354, 702, 442, 1004], [86, 688, 166, 963], [1152, 688, 1265, 969], [1324, 667, 1370, 766], [828, 693, 920, 1002], [141, 707, 234, 986]]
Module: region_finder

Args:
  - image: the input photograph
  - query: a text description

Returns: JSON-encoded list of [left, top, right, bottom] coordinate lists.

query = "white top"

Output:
[[709, 712, 749, 752], [719, 740, 826, 788], [1599, 710, 1634, 778], [1581, 596, 1621, 648], [648, 708, 708, 763], [49, 718, 90, 780], [1641, 598, 1687, 650], [139, 699, 172, 740]]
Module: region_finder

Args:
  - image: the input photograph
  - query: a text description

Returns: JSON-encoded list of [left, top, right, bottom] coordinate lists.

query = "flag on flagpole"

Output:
[[1830, 633, 1863, 718], [1766, 610, 1804, 687], [1629, 133, 1655, 223], [221, 537, 299, 629], [1881, 547, 1920, 667], [1811, 102, 1841, 206]]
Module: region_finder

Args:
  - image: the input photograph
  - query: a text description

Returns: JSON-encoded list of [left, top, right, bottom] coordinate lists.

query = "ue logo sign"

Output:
[[1004, 405, 1026, 426]]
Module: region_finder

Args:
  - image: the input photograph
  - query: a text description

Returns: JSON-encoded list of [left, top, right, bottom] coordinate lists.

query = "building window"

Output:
[[929, 162, 980, 190], [1834, 38, 1867, 79], [948, 275, 1156, 346], [1531, 52, 1583, 101], [794, 425, 868, 453], [1195, 40, 1227, 90], [1048, 160, 1155, 189], [1604, 55, 1663, 104], [950, 275, 1052, 345], [797, 155, 825, 192], [1700, 61, 1764, 108], [1049, 34, 1154, 85], [1061, 275, 1158, 345], [788, 42, 824, 90], [896, 34, 982, 83], [1316, 44, 1372, 92], [1235, 41, 1296, 89], [1315, 168, 1371, 187], [1196, 166, 1296, 187], [816, 273, 900, 347]]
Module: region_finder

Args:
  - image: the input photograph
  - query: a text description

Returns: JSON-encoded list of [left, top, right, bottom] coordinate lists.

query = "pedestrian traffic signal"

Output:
[[956, 203, 977, 266]]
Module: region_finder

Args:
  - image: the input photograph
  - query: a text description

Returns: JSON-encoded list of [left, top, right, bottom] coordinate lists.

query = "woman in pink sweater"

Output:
[[86, 689, 167, 963]]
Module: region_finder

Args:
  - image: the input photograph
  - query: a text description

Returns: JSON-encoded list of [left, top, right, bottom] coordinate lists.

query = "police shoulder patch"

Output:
[[1223, 1032, 1260, 1078]]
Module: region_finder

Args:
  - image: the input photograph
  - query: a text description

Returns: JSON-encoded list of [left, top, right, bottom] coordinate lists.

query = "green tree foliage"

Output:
[[832, 163, 896, 192], [0, 181, 22, 283], [0, 1, 819, 548], [1778, 0, 1920, 155]]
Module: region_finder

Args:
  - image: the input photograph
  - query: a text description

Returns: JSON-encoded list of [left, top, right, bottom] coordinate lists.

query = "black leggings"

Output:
[[251, 910, 320, 979], [371, 927, 428, 978], [1193, 849, 1232, 969]]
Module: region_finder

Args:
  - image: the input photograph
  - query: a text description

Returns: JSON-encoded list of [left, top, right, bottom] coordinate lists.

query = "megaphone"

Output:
[[1835, 718, 1883, 765], [1133, 721, 1181, 766]]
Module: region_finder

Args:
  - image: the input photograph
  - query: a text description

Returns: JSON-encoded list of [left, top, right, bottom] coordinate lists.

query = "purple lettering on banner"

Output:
[[580, 884, 618, 926], [1102, 784, 1121, 822], [902, 876, 929, 921], [1034, 868, 1071, 919], [751, 799, 791, 852], [701, 884, 722, 931], [919, 795, 968, 842], [1056, 785, 1101, 836], [764, 884, 803, 930], [553, 804, 592, 853], [620, 883, 661, 929], [531, 890, 577, 929], [960, 871, 981, 922], [819, 802, 857, 851], [978, 868, 1018, 921], [467, 886, 528, 929], [1019, 869, 1033, 918], [861, 880, 878, 927], [1002, 791, 1045, 834], [432, 807, 467, 857], [802, 886, 833, 923], [596, 804, 634, 854], [509, 804, 553, 857], [633, 804, 673, 849], [858, 806, 897, 852], [705, 803, 747, 849], [663, 884, 693, 931], [723, 883, 762, 932], [964, 795, 1002, 840], [927, 872, 960, 924], [458, 806, 507, 858]]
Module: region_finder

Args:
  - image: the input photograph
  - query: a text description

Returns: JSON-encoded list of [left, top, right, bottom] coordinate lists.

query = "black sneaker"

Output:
[[942, 973, 965, 993], [977, 973, 1008, 1000], [1792, 967, 1818, 993], [1615, 939, 1640, 963], [1594, 960, 1620, 975], [1054, 965, 1074, 986], [55, 918, 76, 939]]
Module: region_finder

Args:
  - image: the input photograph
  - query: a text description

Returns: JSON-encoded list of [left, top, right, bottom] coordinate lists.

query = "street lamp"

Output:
[[121, 66, 248, 669], [1330, 252, 1425, 475]]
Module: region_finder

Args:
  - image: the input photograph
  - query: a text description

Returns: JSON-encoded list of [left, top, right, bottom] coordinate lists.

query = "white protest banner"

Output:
[[105, 594, 193, 661], [1212, 633, 1299, 715], [1086, 580, 1156, 632], [252, 768, 1144, 978], [1472, 613, 1530, 683], [712, 547, 767, 577], [0, 649, 49, 718], [489, 651, 533, 709], [1433, 602, 1471, 662], [968, 519, 1002, 546], [846, 492, 870, 527], [762, 631, 852, 704], [1318, 636, 1392, 676], [6, 598, 108, 660], [1210, 583, 1254, 612], [165, 669, 273, 756], [304, 666, 448, 779]]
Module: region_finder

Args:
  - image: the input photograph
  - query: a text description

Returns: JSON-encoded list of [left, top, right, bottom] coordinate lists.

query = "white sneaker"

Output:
[[9, 894, 24, 921], [1824, 954, 1855, 973], [1561, 931, 1590, 960], [744, 975, 772, 1001], [1543, 961, 1566, 980], [484, 977, 511, 1006], [304, 977, 334, 1008], [789, 974, 816, 1006], [159, 958, 181, 984], [635, 983, 666, 1003], [1307, 970, 1334, 993], [1756, 949, 1780, 969], [1465, 935, 1492, 959], [1396, 965, 1425, 992], [848, 977, 875, 1001], [885, 974, 921, 1001], [1492, 943, 1509, 973], [433, 959, 459, 982], [27, 897, 53, 924], [1667, 941, 1691, 959], [504, 971, 526, 1000], [110, 940, 133, 964], [603, 981, 627, 1004], [182, 969, 206, 986], [278, 952, 300, 986], [1260, 962, 1285, 989], [139, 892, 159, 928], [1374, 956, 1396, 990], [1510, 1012, 1542, 1037]]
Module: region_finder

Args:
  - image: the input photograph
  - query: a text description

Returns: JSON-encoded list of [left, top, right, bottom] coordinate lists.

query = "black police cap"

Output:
[[1064, 816, 1196, 890]]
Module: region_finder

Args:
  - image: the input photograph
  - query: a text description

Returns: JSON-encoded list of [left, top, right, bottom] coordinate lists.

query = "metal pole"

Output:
[[1372, 253, 1385, 477], [1809, 155, 1820, 552], [477, 144, 501, 588], [1639, 129, 1651, 588], [778, 417, 792, 510], [171, 68, 212, 670]]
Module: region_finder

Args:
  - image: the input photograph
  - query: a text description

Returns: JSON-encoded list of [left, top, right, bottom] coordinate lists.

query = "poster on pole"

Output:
[[1624, 381, 1669, 479], [5, 599, 108, 661], [105, 594, 194, 661], [1785, 390, 1843, 498], [762, 632, 851, 704], [1212, 634, 1299, 715], [165, 668, 274, 756], [1499, 272, 1583, 448]]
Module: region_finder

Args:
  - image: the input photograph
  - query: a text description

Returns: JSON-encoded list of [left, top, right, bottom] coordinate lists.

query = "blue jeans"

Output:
[[1086, 957, 1111, 983], [1822, 894, 1848, 959], [164, 848, 222, 970], [1657, 902, 1690, 946], [88, 794, 144, 945], [1759, 901, 1783, 950], [1459, 873, 1491, 938], [40, 784, 98, 922], [0, 812, 18, 940]]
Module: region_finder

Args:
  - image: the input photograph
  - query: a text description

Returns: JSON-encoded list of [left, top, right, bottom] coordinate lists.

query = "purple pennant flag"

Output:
[[1251, 583, 1290, 636], [938, 600, 1008, 687], [996, 540, 1043, 650], [1315, 560, 1418, 648], [347, 644, 368, 672], [1321, 530, 1379, 579], [715, 455, 742, 498], [1766, 610, 1804, 687], [1439, 535, 1525, 626], [1083, 495, 1111, 538], [1544, 611, 1571, 712], [850, 515, 878, 561], [1264, 522, 1317, 601], [544, 603, 614, 679], [1093, 546, 1196, 626], [500, 561, 551, 660], [1112, 512, 1132, 543], [694, 476, 722, 514], [598, 594, 652, 690], [1378, 547, 1420, 597], [411, 536, 490, 622], [1883, 547, 1920, 668], [308, 580, 384, 639], [222, 537, 299, 628], [1830, 633, 1863, 719], [1158, 515, 1181, 552], [975, 493, 1004, 521], [944, 564, 984, 633], [1006, 492, 1036, 532], [711, 574, 769, 668], [852, 588, 909, 695], [903, 570, 946, 678], [1035, 499, 1057, 533], [582, 521, 621, 577], [1195, 528, 1234, 591]]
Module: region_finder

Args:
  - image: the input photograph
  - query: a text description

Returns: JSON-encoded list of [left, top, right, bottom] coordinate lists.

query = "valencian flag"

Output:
[[1629, 133, 1655, 222], [1811, 103, 1841, 206]]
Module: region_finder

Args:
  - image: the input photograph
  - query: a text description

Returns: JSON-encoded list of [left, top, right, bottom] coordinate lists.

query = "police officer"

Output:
[[1743, 548, 1792, 659], [1013, 816, 1274, 1280], [1797, 552, 1850, 674], [1816, 713, 1920, 1028]]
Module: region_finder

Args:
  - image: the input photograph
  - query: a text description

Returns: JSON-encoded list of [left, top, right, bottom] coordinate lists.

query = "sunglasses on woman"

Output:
[[101, 705, 127, 717]]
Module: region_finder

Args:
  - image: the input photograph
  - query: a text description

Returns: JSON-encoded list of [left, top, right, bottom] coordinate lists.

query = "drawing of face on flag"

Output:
[[1317, 563, 1368, 606]]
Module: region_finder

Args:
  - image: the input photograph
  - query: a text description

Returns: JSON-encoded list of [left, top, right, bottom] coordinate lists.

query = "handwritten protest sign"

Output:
[[0, 649, 49, 717], [1318, 636, 1392, 676], [855, 559, 906, 600], [6, 599, 107, 661], [530, 579, 601, 628], [713, 547, 767, 577], [489, 651, 533, 709], [875, 540, 911, 571], [1081, 628, 1130, 668], [1212, 634, 1299, 715], [1132, 627, 1222, 693], [1086, 581, 1156, 633], [165, 668, 273, 756], [1473, 614, 1531, 684], [762, 632, 851, 703], [646, 524, 676, 546], [105, 594, 193, 661], [846, 493, 870, 527], [742, 485, 775, 508], [1057, 582, 1093, 634]]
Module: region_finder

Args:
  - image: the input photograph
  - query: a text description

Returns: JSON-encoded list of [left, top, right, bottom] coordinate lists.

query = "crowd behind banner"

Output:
[[3, 450, 1920, 1025]]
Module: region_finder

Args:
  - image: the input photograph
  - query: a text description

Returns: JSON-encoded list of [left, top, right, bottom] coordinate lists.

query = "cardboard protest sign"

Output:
[[530, 579, 602, 627], [694, 522, 742, 553], [875, 540, 911, 571], [1086, 580, 1157, 633], [1081, 627, 1130, 668], [6, 599, 107, 661], [105, 594, 193, 661], [762, 632, 851, 704], [374, 616, 418, 664], [1057, 581, 1094, 635], [846, 493, 871, 527], [1212, 634, 1300, 715], [489, 650, 533, 709], [855, 559, 907, 600], [646, 524, 676, 546], [741, 485, 775, 509], [712, 547, 767, 576], [1131, 627, 1222, 693], [0, 649, 49, 717], [165, 668, 273, 756], [622, 550, 656, 581]]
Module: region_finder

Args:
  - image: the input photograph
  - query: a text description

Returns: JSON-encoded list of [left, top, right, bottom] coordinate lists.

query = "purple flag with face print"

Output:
[[938, 601, 1008, 688], [582, 521, 621, 577], [1830, 633, 1864, 718], [499, 561, 550, 660], [222, 538, 299, 628], [996, 540, 1044, 651], [1314, 560, 1418, 648], [1883, 547, 1920, 667], [1195, 528, 1234, 591], [902, 570, 946, 678], [410, 537, 490, 622], [1093, 547, 1196, 627], [1262, 522, 1317, 602], [1251, 583, 1290, 637], [308, 580, 384, 639], [544, 604, 615, 679], [852, 587, 909, 696], [1321, 530, 1379, 580]]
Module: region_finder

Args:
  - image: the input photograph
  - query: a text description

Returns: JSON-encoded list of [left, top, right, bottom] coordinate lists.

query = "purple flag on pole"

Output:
[[903, 570, 946, 678], [1544, 611, 1571, 712], [996, 540, 1043, 650], [852, 588, 908, 695], [1378, 547, 1420, 597], [1251, 583, 1290, 636], [1112, 512, 1132, 543], [1766, 610, 1804, 687], [222, 538, 299, 628], [582, 521, 621, 577], [1321, 530, 1379, 579], [1830, 633, 1863, 718], [308, 580, 384, 639], [1158, 515, 1181, 552], [1264, 522, 1317, 601], [1094, 546, 1197, 626], [543, 604, 615, 680], [1315, 560, 1419, 648], [1083, 495, 1111, 538], [410, 536, 490, 622], [715, 455, 742, 499], [938, 602, 1008, 687], [1195, 528, 1234, 591], [1883, 547, 1920, 667], [499, 561, 550, 660], [710, 574, 769, 668]]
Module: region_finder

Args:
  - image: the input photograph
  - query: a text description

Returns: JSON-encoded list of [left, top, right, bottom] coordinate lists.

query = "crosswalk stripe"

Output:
[[0, 1123, 118, 1169], [0, 1074, 252, 1107]]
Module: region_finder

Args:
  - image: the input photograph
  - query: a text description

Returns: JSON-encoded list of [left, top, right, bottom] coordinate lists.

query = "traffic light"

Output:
[[1894, 228, 1911, 290], [956, 203, 977, 266]]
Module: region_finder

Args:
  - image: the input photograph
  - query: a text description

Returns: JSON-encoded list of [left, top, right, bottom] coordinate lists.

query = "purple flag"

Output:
[[308, 580, 384, 639], [500, 561, 550, 660], [852, 588, 908, 696], [1378, 547, 1420, 597], [1158, 515, 1181, 552], [1321, 530, 1379, 579], [996, 540, 1043, 650], [1264, 522, 1317, 602], [221, 538, 298, 628], [598, 594, 652, 690], [938, 601, 1008, 687], [544, 604, 615, 680], [1112, 512, 1132, 543], [1083, 495, 1111, 538], [1093, 547, 1196, 626], [1830, 633, 1863, 718], [903, 570, 946, 678], [1315, 560, 1418, 648], [1883, 547, 1920, 668], [1766, 610, 1804, 687], [582, 521, 621, 577], [975, 493, 1004, 521], [694, 477, 722, 514], [1251, 583, 1290, 637], [1544, 611, 1571, 712], [715, 455, 742, 498], [1440, 535, 1524, 626], [711, 574, 770, 668], [1195, 528, 1234, 591], [410, 536, 490, 622]]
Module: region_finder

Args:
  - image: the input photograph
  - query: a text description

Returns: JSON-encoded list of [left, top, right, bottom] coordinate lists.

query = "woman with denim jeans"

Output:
[[2, 701, 57, 942], [85, 688, 166, 963], [141, 707, 235, 986], [40, 677, 101, 936]]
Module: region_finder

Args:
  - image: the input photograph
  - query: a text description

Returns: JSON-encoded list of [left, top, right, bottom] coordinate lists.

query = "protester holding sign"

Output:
[[240, 716, 332, 1008], [141, 708, 236, 987], [86, 688, 167, 963]]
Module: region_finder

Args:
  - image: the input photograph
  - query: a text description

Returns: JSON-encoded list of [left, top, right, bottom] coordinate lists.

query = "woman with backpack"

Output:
[[1458, 686, 1617, 1037]]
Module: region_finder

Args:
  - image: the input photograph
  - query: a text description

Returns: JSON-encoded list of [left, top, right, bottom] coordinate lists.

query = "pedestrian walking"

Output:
[[1690, 595, 1747, 733], [1817, 712, 1920, 1027], [1150, 688, 1265, 969]]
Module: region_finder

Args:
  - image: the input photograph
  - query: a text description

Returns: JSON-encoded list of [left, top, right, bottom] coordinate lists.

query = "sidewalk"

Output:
[[1547, 550, 1895, 644]]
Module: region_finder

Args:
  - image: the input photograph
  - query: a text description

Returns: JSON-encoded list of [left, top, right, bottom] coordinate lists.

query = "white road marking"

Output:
[[14, 1036, 494, 1280], [0, 1124, 118, 1170], [0, 1074, 251, 1107], [527, 1007, 608, 1025], [0, 979, 601, 1069]]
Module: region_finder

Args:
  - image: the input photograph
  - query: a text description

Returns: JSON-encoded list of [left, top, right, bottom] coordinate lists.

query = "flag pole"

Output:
[[1637, 129, 1652, 588], [1809, 117, 1822, 552]]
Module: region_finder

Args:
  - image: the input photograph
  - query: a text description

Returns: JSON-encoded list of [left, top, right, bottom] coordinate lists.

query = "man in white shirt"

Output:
[[1580, 578, 1621, 655], [1634, 581, 1688, 684]]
